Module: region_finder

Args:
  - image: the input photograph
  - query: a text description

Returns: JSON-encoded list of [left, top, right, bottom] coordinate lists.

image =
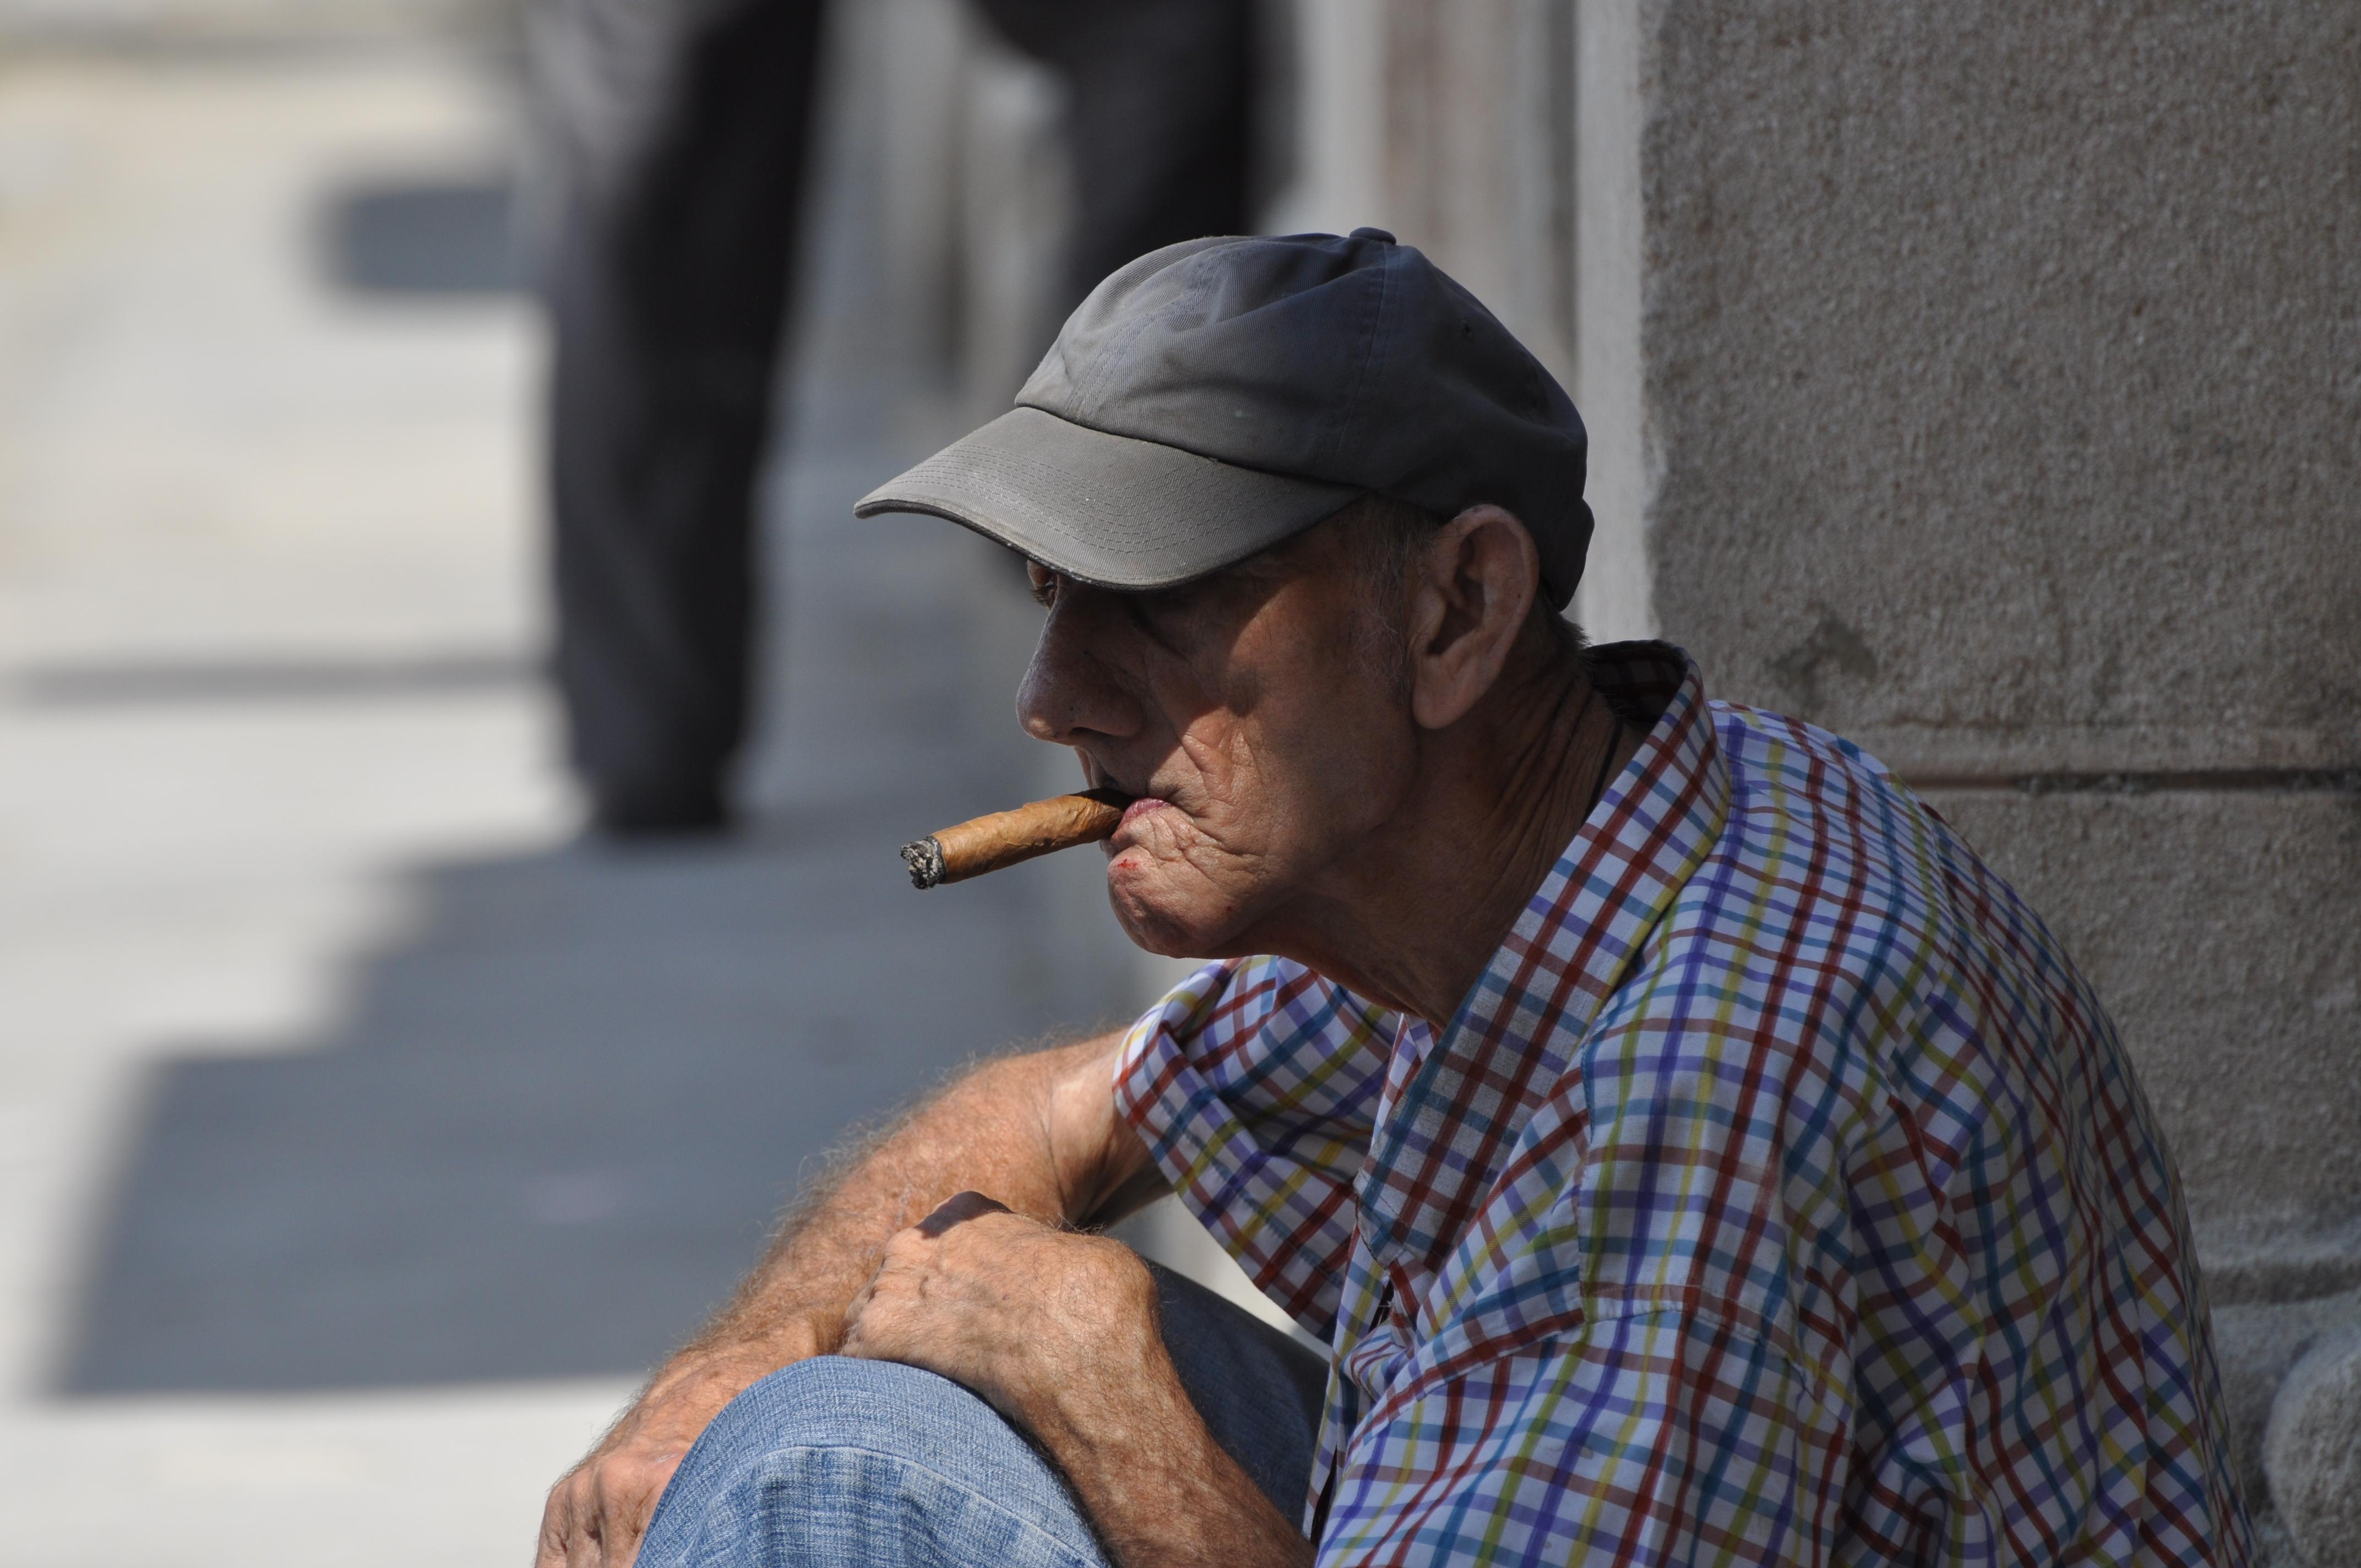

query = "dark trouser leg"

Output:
[[969, 0, 1256, 312], [526, 0, 826, 833], [1151, 1264, 1328, 1520], [637, 1263, 1328, 1565]]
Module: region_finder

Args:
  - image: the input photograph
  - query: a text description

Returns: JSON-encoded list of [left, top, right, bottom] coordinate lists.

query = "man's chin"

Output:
[[1108, 896, 1219, 961], [1105, 866, 1252, 962]]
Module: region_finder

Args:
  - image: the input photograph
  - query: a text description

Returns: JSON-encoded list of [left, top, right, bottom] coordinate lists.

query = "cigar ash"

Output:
[[900, 836, 948, 890]]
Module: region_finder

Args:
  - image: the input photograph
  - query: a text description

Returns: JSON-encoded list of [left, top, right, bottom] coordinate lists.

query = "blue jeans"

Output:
[[638, 1264, 1328, 1566]]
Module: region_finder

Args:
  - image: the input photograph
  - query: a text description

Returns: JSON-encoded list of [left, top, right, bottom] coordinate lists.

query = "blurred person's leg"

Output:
[[636, 1265, 1324, 1564], [527, 0, 828, 835], [972, 0, 1256, 311]]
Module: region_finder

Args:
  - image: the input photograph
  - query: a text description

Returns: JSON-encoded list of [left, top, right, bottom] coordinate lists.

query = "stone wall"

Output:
[[1624, 0, 2361, 1256], [1303, 1, 2360, 1558]]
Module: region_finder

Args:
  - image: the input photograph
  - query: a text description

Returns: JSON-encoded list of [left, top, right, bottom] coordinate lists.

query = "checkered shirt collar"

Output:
[[1352, 641, 1730, 1278]]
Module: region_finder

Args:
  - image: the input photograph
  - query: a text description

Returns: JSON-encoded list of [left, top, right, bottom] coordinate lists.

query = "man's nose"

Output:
[[1016, 587, 1143, 747]]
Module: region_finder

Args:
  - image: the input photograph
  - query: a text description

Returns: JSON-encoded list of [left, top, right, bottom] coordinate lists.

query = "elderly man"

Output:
[[538, 231, 2251, 1566]]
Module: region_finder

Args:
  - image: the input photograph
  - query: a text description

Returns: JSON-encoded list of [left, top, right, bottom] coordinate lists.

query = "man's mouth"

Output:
[[1117, 797, 1173, 832]]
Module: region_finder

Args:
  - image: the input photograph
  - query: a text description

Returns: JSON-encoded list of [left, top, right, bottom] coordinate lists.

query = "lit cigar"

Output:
[[901, 788, 1134, 890]]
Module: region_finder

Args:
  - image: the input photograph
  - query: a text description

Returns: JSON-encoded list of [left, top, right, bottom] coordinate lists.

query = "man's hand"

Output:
[[535, 1322, 830, 1568], [842, 1192, 1310, 1568], [840, 1191, 1161, 1439]]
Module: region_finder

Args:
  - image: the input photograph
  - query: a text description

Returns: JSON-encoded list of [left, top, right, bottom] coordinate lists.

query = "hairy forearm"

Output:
[[680, 1030, 1150, 1374], [1038, 1346, 1314, 1568]]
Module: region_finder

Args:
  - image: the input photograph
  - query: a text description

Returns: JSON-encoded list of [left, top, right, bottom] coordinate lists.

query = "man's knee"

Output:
[[639, 1357, 1105, 1568], [695, 1356, 948, 1461]]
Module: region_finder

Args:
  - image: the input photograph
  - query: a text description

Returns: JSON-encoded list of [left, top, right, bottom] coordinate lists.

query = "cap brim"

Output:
[[853, 406, 1360, 591]]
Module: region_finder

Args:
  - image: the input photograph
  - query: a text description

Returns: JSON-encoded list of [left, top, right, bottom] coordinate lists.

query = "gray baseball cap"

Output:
[[854, 228, 1595, 608]]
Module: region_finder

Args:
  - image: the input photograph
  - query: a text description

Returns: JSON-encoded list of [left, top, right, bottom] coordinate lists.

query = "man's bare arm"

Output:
[[536, 1029, 1155, 1568]]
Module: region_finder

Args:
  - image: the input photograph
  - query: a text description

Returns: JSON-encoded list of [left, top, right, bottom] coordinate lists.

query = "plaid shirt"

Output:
[[1115, 642, 2250, 1566]]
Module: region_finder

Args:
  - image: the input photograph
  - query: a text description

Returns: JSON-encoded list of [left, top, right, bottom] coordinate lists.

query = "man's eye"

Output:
[[1026, 565, 1057, 608]]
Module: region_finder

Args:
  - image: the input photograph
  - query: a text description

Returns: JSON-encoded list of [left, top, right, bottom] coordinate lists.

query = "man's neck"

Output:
[[1271, 647, 1641, 1030]]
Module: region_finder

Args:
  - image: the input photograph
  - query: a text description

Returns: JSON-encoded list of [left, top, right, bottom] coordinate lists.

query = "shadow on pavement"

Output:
[[53, 437, 1135, 1393], [58, 804, 1128, 1394]]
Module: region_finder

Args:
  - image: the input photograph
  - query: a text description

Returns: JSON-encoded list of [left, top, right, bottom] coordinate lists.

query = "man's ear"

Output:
[[1404, 504, 1542, 731]]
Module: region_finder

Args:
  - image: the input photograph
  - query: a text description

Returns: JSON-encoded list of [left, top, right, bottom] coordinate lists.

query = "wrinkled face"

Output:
[[1016, 518, 1419, 959]]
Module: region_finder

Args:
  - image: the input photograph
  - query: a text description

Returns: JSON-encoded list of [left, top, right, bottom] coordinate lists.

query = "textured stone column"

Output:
[[1377, 0, 1575, 381], [1577, 2, 2361, 1554]]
